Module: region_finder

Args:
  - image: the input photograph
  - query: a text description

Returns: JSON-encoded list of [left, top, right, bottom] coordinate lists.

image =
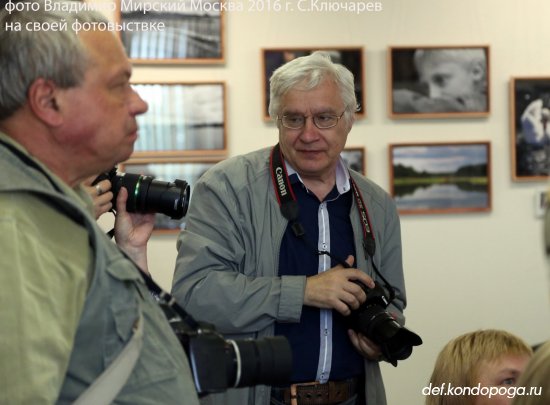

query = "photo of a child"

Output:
[[390, 46, 489, 118]]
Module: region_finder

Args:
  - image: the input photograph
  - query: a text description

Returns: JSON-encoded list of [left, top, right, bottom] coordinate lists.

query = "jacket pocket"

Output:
[[104, 257, 142, 364], [104, 256, 185, 393]]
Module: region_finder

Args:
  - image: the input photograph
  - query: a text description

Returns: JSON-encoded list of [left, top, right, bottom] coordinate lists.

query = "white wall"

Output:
[[99, 0, 550, 403]]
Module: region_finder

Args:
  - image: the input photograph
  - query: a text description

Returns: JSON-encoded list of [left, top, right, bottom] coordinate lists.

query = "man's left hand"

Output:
[[348, 329, 383, 361], [114, 187, 155, 274]]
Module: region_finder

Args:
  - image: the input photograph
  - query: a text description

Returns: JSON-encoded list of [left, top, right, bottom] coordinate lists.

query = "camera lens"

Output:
[[348, 283, 422, 366], [227, 336, 293, 388], [184, 330, 292, 394], [354, 305, 417, 361], [112, 173, 190, 219]]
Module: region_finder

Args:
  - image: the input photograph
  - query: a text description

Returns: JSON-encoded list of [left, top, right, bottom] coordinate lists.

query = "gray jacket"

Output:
[[0, 134, 199, 405], [172, 147, 406, 405]]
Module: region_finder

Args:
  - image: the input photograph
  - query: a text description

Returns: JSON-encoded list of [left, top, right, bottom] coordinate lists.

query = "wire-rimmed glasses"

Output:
[[277, 111, 345, 130]]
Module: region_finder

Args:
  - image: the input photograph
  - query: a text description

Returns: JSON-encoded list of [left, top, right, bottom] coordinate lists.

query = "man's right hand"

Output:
[[303, 255, 375, 316]]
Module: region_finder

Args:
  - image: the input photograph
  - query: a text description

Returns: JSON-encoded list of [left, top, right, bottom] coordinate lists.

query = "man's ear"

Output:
[[27, 78, 63, 126]]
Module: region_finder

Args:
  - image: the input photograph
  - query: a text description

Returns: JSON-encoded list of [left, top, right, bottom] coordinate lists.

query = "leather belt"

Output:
[[271, 377, 359, 405]]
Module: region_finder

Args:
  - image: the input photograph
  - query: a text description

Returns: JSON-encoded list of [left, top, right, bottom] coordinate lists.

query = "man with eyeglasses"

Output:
[[172, 51, 407, 405]]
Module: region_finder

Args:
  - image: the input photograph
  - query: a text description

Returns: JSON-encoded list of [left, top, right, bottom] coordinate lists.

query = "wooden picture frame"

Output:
[[388, 45, 490, 119], [119, 160, 219, 232], [262, 47, 365, 120], [117, 0, 224, 64], [389, 142, 492, 214], [341, 147, 366, 175], [510, 77, 550, 181], [129, 82, 226, 160]]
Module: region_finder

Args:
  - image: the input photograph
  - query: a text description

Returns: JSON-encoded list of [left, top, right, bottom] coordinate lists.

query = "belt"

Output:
[[271, 377, 359, 405]]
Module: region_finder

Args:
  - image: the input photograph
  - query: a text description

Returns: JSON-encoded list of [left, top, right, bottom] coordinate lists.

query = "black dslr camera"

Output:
[[93, 167, 190, 219], [155, 295, 292, 395], [348, 282, 422, 366]]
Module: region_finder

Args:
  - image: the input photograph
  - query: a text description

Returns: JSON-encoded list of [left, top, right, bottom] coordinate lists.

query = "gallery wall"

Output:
[[94, 0, 550, 403]]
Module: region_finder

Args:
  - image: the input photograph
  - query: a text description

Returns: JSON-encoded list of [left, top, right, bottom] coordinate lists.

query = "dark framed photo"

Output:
[[120, 160, 219, 232], [389, 142, 492, 214], [388, 45, 490, 119], [510, 77, 550, 181], [117, 0, 224, 64], [129, 82, 226, 159], [262, 47, 365, 120], [341, 147, 366, 175]]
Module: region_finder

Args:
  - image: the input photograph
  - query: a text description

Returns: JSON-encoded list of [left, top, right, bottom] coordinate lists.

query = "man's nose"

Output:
[[299, 117, 320, 141], [130, 88, 149, 116]]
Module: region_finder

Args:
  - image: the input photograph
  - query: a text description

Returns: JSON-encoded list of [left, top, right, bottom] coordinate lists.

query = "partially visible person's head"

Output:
[[414, 48, 487, 101], [426, 330, 532, 405], [0, 2, 148, 183], [511, 340, 550, 405], [268, 51, 357, 182], [0, 2, 101, 121]]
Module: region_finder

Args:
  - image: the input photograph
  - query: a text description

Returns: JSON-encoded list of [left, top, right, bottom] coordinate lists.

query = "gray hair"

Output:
[[0, 1, 109, 120], [268, 51, 358, 126]]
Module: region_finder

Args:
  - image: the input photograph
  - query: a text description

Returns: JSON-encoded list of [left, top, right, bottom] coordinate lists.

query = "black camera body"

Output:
[[348, 282, 422, 366], [160, 304, 292, 395], [93, 167, 190, 219]]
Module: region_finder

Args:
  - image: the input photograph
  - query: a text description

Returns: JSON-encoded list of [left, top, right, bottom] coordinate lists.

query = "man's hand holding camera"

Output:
[[303, 254, 383, 361], [83, 175, 113, 219], [348, 329, 383, 362], [113, 187, 155, 274], [304, 255, 374, 316], [83, 174, 154, 273]]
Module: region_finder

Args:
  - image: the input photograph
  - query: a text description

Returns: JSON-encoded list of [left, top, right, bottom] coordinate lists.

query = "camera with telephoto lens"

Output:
[[92, 167, 190, 219], [158, 302, 293, 395], [348, 282, 422, 366]]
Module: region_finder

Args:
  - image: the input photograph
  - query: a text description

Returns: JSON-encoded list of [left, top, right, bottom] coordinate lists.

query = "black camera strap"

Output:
[[269, 143, 395, 302], [139, 264, 202, 331], [0, 138, 61, 192], [0, 138, 93, 229]]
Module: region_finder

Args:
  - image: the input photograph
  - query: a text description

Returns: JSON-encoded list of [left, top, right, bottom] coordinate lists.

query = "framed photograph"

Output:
[[117, 0, 224, 64], [510, 77, 550, 181], [129, 82, 226, 159], [262, 47, 365, 120], [341, 147, 366, 175], [388, 45, 490, 119], [389, 142, 492, 214], [120, 160, 219, 232]]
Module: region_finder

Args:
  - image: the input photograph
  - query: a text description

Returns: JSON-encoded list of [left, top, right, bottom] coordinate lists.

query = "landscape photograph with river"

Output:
[[390, 143, 491, 214]]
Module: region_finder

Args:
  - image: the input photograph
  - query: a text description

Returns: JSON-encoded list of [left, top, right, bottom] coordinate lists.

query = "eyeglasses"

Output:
[[277, 111, 345, 130]]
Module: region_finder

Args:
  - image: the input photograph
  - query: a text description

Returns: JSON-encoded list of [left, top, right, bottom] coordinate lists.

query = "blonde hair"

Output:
[[426, 330, 533, 405]]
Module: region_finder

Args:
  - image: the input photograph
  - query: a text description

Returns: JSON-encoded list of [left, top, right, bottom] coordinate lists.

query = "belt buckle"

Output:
[[290, 381, 321, 405]]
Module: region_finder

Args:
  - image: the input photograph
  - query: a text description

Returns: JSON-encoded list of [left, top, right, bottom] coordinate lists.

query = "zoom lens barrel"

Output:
[[348, 283, 422, 366], [111, 172, 190, 219], [226, 336, 292, 388]]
